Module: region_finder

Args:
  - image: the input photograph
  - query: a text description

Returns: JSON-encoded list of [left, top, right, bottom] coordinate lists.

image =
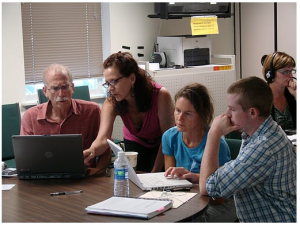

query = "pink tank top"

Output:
[[122, 82, 163, 148]]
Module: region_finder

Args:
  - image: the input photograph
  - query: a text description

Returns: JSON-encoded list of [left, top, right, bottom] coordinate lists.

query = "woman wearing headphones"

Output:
[[262, 52, 296, 130]]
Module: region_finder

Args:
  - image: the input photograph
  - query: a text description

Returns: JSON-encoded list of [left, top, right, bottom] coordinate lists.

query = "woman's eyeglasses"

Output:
[[102, 76, 126, 88], [277, 69, 297, 75]]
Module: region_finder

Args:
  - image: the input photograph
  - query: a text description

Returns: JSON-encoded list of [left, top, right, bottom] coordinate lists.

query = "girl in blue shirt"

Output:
[[163, 83, 231, 177], [162, 83, 236, 222]]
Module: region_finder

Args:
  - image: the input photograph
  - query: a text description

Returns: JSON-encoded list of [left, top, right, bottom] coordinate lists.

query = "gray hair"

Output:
[[42, 63, 73, 86]]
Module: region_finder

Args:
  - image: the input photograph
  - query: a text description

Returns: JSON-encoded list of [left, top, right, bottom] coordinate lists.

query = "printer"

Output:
[[157, 36, 212, 67]]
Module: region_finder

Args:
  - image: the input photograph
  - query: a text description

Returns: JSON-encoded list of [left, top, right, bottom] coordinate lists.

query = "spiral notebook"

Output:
[[107, 139, 193, 191]]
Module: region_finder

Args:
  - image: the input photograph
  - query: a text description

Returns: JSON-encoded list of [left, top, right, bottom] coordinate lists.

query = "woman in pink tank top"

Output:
[[83, 52, 174, 172]]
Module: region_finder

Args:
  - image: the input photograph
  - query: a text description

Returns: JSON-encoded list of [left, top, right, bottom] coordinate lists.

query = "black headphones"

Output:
[[265, 52, 277, 82]]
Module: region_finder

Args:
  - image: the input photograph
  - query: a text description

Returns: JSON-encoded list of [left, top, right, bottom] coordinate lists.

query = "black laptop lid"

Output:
[[12, 134, 86, 179]]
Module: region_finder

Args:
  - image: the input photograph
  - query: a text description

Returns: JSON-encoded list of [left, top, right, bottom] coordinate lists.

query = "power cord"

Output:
[[149, 42, 159, 62]]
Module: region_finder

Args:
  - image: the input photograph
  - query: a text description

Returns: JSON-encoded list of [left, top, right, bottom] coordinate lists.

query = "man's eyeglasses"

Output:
[[102, 76, 126, 88], [47, 84, 73, 93], [277, 69, 297, 75]]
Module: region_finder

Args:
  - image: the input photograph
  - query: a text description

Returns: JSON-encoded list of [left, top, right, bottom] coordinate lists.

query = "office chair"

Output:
[[225, 138, 242, 160], [225, 131, 242, 140], [2, 103, 21, 168], [37, 85, 91, 104]]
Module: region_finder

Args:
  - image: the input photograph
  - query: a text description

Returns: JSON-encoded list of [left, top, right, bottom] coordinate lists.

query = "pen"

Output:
[[50, 190, 83, 196], [166, 187, 191, 192]]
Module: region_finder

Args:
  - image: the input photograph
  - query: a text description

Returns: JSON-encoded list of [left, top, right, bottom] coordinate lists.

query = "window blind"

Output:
[[22, 2, 103, 84]]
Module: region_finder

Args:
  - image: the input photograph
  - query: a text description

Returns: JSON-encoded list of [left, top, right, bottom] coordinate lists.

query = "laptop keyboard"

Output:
[[139, 174, 163, 186], [138, 173, 179, 187]]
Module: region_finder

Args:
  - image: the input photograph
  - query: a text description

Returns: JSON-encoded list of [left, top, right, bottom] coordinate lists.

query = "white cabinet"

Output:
[[150, 55, 236, 117]]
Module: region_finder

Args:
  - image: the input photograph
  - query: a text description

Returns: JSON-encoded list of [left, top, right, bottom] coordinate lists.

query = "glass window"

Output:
[[25, 77, 107, 102]]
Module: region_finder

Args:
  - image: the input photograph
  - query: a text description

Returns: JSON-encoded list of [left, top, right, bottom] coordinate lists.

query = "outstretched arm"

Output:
[[152, 87, 175, 172], [83, 99, 116, 165]]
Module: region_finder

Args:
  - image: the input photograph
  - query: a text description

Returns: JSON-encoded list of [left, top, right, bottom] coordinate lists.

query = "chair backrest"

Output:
[[37, 85, 91, 104], [2, 103, 21, 160], [225, 138, 242, 160], [225, 131, 242, 140], [73, 85, 91, 101], [37, 89, 48, 104]]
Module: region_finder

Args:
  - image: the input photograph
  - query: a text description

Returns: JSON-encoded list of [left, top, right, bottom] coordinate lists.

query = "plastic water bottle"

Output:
[[114, 151, 129, 197]]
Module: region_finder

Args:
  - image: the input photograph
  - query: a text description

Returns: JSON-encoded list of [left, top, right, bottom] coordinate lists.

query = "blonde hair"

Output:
[[262, 52, 296, 83]]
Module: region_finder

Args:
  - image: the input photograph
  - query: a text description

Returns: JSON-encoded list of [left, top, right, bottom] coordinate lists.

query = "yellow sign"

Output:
[[190, 16, 219, 35]]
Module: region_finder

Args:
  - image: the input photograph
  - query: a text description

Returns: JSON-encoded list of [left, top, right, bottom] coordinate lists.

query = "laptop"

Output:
[[12, 134, 86, 179], [107, 139, 193, 191]]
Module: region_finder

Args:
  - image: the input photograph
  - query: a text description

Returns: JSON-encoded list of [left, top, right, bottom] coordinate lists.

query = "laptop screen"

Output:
[[12, 134, 86, 179]]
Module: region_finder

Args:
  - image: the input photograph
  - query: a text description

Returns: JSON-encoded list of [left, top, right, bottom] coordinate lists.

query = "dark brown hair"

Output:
[[175, 83, 214, 128], [103, 52, 154, 115]]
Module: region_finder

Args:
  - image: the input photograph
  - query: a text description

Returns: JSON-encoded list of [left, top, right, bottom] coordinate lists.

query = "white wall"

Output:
[[239, 2, 297, 79], [277, 3, 297, 58], [240, 3, 274, 79], [103, 3, 160, 61], [2, 2, 297, 107], [211, 17, 235, 55], [2, 3, 26, 105]]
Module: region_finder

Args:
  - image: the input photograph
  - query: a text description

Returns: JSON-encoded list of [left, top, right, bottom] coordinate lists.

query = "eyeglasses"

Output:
[[47, 84, 72, 93], [277, 69, 297, 75], [102, 76, 126, 88]]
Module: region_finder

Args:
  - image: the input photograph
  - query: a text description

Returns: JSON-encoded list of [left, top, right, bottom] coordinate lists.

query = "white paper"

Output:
[[148, 63, 160, 71], [2, 184, 15, 191], [288, 134, 297, 145], [139, 190, 197, 208]]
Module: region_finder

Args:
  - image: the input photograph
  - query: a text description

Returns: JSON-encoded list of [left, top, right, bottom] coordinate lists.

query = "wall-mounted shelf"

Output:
[[148, 3, 233, 20]]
